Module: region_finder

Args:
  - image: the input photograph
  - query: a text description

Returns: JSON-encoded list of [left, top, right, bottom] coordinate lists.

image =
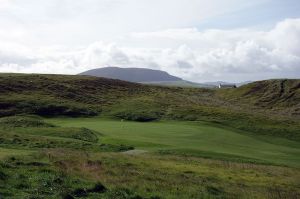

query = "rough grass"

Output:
[[0, 153, 114, 199], [91, 152, 300, 199], [0, 150, 161, 199], [0, 115, 55, 128], [13, 127, 100, 143], [1, 149, 299, 199], [218, 79, 300, 108]]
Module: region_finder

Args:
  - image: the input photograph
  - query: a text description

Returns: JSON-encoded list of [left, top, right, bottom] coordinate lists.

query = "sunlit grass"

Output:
[[47, 117, 300, 167]]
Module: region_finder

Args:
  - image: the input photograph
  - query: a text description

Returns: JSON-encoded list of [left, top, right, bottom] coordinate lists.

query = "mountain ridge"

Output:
[[79, 67, 253, 88], [79, 66, 182, 83]]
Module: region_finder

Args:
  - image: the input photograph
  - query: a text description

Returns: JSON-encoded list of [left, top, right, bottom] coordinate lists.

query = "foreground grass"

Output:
[[47, 117, 300, 168], [0, 116, 299, 198], [92, 152, 300, 199], [0, 149, 299, 199]]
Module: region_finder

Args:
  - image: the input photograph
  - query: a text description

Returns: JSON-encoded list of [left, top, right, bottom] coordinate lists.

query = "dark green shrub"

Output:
[[88, 182, 107, 193], [0, 170, 8, 181]]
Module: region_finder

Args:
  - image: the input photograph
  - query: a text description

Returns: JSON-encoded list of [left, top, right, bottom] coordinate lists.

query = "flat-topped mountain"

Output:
[[79, 67, 182, 83], [79, 66, 214, 88]]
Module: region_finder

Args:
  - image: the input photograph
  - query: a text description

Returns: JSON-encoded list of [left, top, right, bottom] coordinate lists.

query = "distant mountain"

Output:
[[79, 67, 182, 83], [79, 67, 252, 88], [79, 67, 214, 88]]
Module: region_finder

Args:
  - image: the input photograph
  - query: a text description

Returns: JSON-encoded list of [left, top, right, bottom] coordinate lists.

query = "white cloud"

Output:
[[0, 0, 13, 9], [0, 18, 300, 82], [0, 0, 268, 46]]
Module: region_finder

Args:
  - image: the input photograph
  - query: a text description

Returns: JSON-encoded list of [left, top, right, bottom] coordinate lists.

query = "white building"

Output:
[[218, 84, 237, 88]]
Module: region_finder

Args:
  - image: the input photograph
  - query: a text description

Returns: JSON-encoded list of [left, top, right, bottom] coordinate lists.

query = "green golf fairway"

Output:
[[47, 117, 300, 167]]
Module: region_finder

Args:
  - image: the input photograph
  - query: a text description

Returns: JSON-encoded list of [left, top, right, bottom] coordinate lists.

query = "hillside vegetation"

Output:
[[0, 74, 299, 141], [218, 79, 300, 110]]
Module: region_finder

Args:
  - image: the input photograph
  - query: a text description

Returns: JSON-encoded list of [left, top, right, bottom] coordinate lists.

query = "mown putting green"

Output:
[[47, 117, 300, 167]]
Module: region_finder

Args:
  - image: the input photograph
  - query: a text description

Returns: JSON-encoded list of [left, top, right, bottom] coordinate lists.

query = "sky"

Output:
[[0, 0, 300, 82]]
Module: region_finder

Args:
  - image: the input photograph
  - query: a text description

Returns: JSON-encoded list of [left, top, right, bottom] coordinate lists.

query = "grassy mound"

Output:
[[0, 116, 99, 143], [0, 116, 55, 128], [16, 127, 100, 143], [0, 116, 133, 152], [0, 130, 134, 153]]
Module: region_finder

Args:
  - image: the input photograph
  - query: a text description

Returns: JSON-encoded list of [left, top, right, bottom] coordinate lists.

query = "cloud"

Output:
[[0, 0, 13, 10], [0, 18, 300, 82], [0, 0, 268, 47]]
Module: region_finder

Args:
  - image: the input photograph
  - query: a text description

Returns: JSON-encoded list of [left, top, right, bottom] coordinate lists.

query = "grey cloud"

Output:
[[176, 61, 193, 69]]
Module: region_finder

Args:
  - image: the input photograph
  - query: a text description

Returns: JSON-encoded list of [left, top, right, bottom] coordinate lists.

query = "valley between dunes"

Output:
[[0, 74, 299, 198]]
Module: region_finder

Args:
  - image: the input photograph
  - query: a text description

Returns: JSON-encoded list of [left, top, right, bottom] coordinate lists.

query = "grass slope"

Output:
[[219, 79, 300, 108], [48, 117, 300, 168]]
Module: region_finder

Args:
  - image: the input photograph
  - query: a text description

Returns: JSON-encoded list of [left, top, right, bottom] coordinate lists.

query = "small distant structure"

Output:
[[218, 83, 237, 89]]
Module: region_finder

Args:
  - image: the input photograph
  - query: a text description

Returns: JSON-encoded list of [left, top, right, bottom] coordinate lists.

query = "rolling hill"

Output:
[[218, 79, 300, 111], [0, 73, 299, 141]]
